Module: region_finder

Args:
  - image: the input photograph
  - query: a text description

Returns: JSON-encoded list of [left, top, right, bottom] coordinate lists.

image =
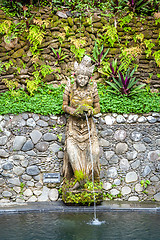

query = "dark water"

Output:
[[0, 211, 160, 240]]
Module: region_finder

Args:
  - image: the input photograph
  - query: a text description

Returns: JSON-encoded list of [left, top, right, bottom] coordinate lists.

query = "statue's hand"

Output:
[[87, 109, 93, 117]]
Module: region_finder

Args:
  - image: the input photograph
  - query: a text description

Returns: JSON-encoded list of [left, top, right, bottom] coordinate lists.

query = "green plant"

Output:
[[57, 134, 62, 142], [141, 179, 151, 194], [119, 46, 142, 71], [144, 40, 155, 58], [106, 67, 146, 96], [153, 50, 160, 67], [51, 47, 68, 65], [70, 45, 85, 62], [118, 13, 133, 28], [2, 78, 19, 95], [91, 41, 109, 67], [103, 24, 118, 47], [27, 25, 45, 55]]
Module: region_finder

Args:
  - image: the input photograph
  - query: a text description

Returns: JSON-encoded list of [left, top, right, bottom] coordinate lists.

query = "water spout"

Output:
[[85, 113, 105, 225], [85, 113, 96, 220]]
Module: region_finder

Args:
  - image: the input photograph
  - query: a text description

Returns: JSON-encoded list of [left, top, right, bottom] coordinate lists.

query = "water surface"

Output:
[[0, 211, 159, 240]]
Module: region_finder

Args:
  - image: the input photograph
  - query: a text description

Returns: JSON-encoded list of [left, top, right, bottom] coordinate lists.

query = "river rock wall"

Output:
[[0, 112, 160, 203], [0, 6, 160, 92]]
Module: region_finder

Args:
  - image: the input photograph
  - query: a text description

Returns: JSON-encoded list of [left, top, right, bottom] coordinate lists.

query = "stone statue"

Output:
[[62, 56, 100, 180]]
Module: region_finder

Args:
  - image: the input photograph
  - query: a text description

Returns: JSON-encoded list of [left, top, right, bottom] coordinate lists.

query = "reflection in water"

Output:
[[0, 212, 160, 240]]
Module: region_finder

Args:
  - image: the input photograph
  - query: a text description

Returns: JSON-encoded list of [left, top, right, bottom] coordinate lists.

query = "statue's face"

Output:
[[76, 74, 89, 87]]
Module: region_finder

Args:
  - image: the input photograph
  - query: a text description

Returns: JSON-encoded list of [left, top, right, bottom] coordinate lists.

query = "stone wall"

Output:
[[0, 6, 160, 92], [0, 112, 160, 203]]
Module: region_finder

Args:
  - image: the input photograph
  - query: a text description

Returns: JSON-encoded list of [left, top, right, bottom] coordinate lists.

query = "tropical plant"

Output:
[[70, 45, 86, 62], [106, 67, 146, 95], [27, 25, 45, 55], [51, 47, 68, 65], [153, 50, 160, 67], [102, 59, 119, 77], [91, 41, 109, 67]]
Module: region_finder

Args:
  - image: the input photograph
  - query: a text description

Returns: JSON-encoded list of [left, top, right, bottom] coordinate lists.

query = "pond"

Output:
[[0, 211, 160, 240]]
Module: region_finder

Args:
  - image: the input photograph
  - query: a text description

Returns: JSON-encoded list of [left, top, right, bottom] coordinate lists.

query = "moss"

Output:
[[93, 22, 103, 28], [68, 17, 74, 27]]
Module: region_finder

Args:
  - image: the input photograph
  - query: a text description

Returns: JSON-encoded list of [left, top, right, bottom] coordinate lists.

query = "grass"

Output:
[[0, 83, 159, 116]]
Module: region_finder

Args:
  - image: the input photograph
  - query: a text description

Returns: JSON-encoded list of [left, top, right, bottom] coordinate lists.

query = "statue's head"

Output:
[[74, 56, 94, 87]]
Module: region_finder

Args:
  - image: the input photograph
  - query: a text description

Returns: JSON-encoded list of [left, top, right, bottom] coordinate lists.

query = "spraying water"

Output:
[[85, 113, 105, 226]]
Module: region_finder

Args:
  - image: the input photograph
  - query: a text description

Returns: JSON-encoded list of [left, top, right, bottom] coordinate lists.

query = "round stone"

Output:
[[130, 131, 142, 141], [120, 158, 130, 171], [35, 142, 49, 152], [23, 189, 33, 197], [107, 167, 117, 178], [58, 151, 64, 159], [116, 115, 126, 123], [113, 179, 121, 186], [37, 120, 48, 127], [150, 176, 159, 182], [0, 136, 8, 145], [154, 192, 160, 201], [43, 133, 57, 141], [138, 116, 147, 123], [131, 160, 140, 169], [30, 130, 42, 144], [121, 186, 131, 195], [38, 186, 50, 202], [27, 118, 36, 127], [49, 189, 59, 201], [148, 150, 160, 161], [8, 178, 21, 186], [22, 140, 34, 152], [27, 196, 37, 202], [99, 138, 110, 147], [104, 116, 115, 125], [142, 165, 151, 177], [115, 143, 128, 155], [26, 166, 40, 176], [0, 149, 9, 158], [22, 113, 29, 120], [126, 151, 138, 161], [128, 196, 139, 201], [32, 113, 39, 121], [146, 116, 157, 123], [110, 189, 120, 196], [100, 129, 113, 137], [105, 151, 114, 160], [13, 136, 26, 151], [2, 191, 12, 198], [133, 143, 146, 152], [114, 130, 126, 141], [109, 155, 119, 164], [49, 143, 61, 153], [135, 183, 143, 192], [13, 166, 25, 176], [2, 162, 14, 170], [127, 115, 138, 123], [125, 171, 138, 183], [103, 182, 112, 190]]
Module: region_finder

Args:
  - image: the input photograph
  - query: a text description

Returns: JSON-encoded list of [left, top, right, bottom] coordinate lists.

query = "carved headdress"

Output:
[[74, 56, 95, 77]]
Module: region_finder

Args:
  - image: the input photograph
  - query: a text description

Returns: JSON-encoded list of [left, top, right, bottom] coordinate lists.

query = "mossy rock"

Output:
[[109, 48, 121, 55], [93, 22, 103, 28], [52, 15, 59, 22], [86, 27, 93, 33], [11, 48, 25, 58], [68, 17, 74, 27], [72, 25, 77, 31]]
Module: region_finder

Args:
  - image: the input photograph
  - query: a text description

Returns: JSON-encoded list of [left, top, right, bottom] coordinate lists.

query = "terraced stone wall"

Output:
[[0, 112, 160, 203], [0, 6, 160, 92]]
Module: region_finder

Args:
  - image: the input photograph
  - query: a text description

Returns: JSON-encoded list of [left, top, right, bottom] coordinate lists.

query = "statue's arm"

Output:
[[93, 83, 100, 115], [62, 86, 76, 115]]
